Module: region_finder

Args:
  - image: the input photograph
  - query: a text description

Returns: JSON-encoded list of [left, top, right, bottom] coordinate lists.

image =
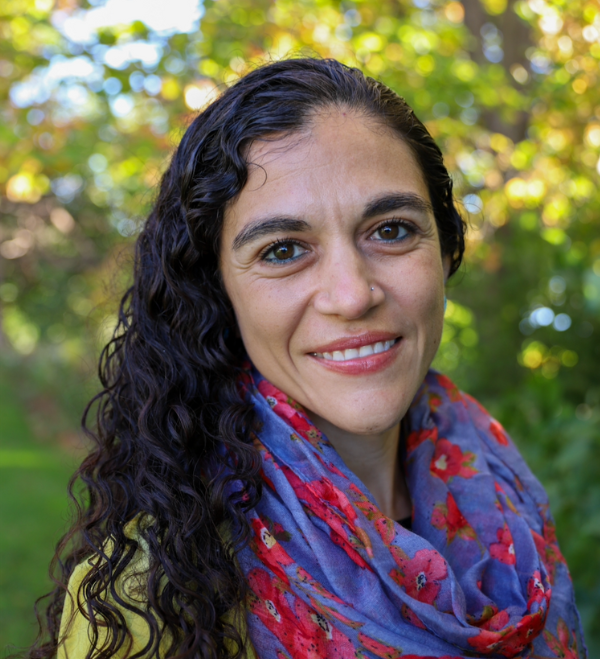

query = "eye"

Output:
[[372, 221, 411, 242], [262, 240, 307, 264]]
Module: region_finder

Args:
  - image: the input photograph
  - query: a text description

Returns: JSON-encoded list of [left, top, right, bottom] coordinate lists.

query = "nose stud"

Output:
[[371, 287, 375, 291]]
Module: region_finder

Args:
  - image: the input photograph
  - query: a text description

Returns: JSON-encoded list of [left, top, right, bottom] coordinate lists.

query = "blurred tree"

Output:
[[0, 0, 599, 650]]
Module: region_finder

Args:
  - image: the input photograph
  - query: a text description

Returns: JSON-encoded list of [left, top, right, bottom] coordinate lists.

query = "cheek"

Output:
[[229, 281, 301, 359], [392, 253, 444, 312], [423, 272, 446, 350], [393, 255, 445, 352]]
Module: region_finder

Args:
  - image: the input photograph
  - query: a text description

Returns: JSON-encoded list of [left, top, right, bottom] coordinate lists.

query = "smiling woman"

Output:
[[220, 113, 447, 520], [29, 58, 585, 659]]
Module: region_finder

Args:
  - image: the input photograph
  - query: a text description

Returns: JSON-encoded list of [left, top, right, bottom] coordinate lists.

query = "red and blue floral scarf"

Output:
[[237, 368, 586, 658]]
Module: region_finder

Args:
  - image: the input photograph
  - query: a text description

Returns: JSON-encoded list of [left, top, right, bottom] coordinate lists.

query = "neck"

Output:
[[306, 414, 412, 520]]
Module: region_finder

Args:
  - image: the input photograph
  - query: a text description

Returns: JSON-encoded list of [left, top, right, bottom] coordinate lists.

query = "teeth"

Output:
[[316, 339, 396, 362], [358, 344, 374, 358]]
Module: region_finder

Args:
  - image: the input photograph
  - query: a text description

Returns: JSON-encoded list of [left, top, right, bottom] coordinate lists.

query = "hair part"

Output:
[[29, 57, 465, 659]]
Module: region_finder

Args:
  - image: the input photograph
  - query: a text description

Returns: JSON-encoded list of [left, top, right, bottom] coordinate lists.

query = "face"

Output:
[[220, 110, 449, 437]]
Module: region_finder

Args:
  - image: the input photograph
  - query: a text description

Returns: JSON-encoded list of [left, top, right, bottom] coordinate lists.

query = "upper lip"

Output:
[[309, 331, 400, 354]]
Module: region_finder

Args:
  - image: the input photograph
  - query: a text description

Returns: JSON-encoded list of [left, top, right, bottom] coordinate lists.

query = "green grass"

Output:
[[0, 377, 76, 653]]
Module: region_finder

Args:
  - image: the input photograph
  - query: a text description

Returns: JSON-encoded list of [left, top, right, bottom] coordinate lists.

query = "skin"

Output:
[[220, 110, 450, 520]]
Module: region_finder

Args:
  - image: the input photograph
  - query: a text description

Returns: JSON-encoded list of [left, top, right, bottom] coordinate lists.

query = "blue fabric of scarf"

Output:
[[236, 368, 586, 658]]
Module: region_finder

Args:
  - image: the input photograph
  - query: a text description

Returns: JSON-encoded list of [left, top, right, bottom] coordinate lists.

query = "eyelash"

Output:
[[260, 238, 308, 264], [372, 218, 418, 242], [259, 218, 418, 264]]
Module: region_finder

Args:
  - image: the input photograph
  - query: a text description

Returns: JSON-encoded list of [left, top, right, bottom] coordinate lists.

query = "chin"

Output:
[[349, 414, 405, 436], [311, 402, 407, 437], [301, 374, 422, 434]]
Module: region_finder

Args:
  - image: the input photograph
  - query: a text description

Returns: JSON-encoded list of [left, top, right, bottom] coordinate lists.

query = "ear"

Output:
[[442, 254, 452, 283]]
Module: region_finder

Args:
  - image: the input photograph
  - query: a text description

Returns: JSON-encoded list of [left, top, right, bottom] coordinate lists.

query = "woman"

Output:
[[34, 58, 585, 658]]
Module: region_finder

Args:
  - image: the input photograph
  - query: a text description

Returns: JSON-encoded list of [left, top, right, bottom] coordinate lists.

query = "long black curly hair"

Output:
[[30, 58, 465, 659]]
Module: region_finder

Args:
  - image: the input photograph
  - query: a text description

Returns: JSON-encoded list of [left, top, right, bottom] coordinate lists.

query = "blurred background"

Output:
[[1, 0, 599, 652]]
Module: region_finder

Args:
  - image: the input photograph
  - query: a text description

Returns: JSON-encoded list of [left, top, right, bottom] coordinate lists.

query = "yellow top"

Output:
[[58, 517, 256, 659]]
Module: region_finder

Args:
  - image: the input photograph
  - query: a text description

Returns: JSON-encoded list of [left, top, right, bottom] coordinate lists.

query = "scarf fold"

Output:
[[236, 368, 586, 658]]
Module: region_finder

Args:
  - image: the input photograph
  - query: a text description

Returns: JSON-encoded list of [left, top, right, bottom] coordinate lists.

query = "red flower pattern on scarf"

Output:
[[428, 392, 443, 412], [468, 610, 547, 657], [251, 518, 296, 584], [480, 609, 510, 631], [406, 427, 437, 454], [349, 483, 399, 546], [390, 546, 448, 605], [430, 438, 478, 483], [240, 367, 581, 658], [247, 568, 356, 659], [258, 380, 323, 448], [432, 491, 477, 543], [528, 570, 550, 611], [543, 618, 580, 659], [282, 466, 373, 569], [531, 527, 566, 585], [490, 523, 517, 565], [489, 419, 510, 446], [436, 373, 462, 402], [358, 633, 403, 659]]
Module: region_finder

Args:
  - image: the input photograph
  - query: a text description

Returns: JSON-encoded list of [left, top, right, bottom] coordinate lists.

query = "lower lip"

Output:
[[308, 339, 402, 375]]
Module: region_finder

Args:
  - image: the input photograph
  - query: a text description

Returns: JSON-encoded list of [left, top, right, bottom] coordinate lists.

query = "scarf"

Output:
[[236, 368, 586, 658]]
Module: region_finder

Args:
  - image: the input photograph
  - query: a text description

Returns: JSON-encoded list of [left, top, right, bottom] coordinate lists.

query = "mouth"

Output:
[[311, 338, 399, 362], [308, 334, 402, 375]]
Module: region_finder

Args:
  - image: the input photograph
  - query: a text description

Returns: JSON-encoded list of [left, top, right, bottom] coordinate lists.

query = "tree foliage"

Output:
[[0, 0, 599, 649]]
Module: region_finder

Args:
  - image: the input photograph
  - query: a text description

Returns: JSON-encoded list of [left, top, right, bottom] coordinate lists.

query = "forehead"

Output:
[[224, 111, 430, 231]]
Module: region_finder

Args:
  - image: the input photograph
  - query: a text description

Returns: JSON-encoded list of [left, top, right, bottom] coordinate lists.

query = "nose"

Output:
[[313, 247, 383, 319]]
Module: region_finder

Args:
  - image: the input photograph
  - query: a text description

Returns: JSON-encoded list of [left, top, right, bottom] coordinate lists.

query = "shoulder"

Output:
[[57, 515, 164, 659], [59, 515, 256, 659]]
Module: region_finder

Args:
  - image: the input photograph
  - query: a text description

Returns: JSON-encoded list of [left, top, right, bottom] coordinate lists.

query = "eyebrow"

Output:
[[362, 192, 434, 219], [231, 192, 433, 251], [232, 217, 310, 251]]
